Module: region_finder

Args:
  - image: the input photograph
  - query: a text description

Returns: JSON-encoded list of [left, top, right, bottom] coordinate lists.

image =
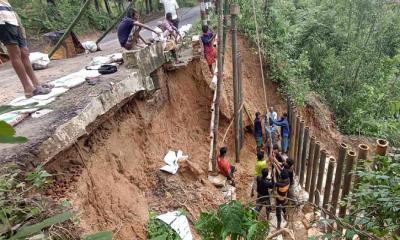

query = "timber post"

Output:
[[231, 3, 240, 162], [308, 141, 321, 203], [323, 156, 336, 211], [315, 149, 327, 206], [296, 119, 305, 176], [329, 143, 348, 218], [305, 135, 316, 192], [300, 126, 310, 186], [338, 150, 357, 219]]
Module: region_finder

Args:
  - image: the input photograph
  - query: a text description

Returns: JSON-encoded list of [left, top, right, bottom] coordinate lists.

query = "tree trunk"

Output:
[[94, 0, 100, 11], [145, 0, 150, 14], [149, 0, 153, 12], [104, 0, 112, 15]]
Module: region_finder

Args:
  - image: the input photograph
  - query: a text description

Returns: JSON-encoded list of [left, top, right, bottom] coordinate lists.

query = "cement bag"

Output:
[[82, 41, 98, 53], [29, 52, 50, 70]]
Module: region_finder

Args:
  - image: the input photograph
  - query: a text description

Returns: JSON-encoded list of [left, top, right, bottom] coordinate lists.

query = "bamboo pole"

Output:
[[96, 1, 134, 45], [211, 0, 224, 172], [353, 144, 369, 191], [238, 54, 244, 147], [289, 107, 297, 160], [299, 126, 310, 186], [338, 150, 357, 219], [308, 141, 321, 203], [231, 4, 240, 163], [293, 115, 301, 171], [330, 143, 348, 215], [323, 156, 336, 211], [296, 119, 305, 176], [376, 139, 389, 156], [305, 136, 316, 192], [49, 0, 93, 58], [315, 149, 327, 206]]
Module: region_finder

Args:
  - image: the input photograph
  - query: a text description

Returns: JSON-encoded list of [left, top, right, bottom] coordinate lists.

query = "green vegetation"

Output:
[[237, 0, 400, 146], [9, 0, 197, 37], [147, 212, 181, 240], [195, 201, 269, 240]]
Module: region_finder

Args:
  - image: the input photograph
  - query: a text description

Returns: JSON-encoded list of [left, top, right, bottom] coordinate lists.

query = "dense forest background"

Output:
[[237, 0, 400, 146], [9, 0, 196, 35]]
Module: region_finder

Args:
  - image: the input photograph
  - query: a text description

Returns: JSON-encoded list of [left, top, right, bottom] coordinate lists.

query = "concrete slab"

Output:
[[0, 43, 167, 166]]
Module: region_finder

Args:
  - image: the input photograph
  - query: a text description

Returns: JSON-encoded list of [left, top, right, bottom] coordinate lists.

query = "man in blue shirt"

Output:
[[272, 112, 290, 154], [117, 8, 160, 50]]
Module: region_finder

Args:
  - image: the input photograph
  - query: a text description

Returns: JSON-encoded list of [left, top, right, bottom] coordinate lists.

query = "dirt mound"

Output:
[[46, 62, 225, 239]]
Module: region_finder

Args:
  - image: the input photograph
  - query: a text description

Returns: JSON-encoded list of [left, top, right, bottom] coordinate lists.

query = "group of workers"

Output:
[[217, 107, 294, 229], [0, 0, 181, 98]]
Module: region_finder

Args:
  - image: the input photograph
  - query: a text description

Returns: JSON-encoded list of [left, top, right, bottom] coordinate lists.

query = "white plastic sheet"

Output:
[[156, 211, 193, 240], [160, 150, 188, 174]]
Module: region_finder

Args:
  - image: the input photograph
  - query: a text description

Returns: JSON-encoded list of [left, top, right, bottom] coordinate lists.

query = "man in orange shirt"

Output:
[[217, 147, 236, 186]]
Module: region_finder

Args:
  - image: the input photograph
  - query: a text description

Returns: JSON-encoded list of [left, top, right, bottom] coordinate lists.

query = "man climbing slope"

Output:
[[117, 8, 160, 50], [0, 0, 52, 98], [217, 147, 236, 186]]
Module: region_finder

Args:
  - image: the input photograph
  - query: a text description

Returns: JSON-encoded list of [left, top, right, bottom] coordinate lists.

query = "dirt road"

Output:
[[0, 6, 200, 105]]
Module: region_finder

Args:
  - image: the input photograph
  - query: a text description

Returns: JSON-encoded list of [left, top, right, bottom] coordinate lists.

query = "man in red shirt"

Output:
[[217, 147, 236, 186]]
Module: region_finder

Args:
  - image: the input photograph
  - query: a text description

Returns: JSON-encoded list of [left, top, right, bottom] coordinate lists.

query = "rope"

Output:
[[251, 0, 268, 112]]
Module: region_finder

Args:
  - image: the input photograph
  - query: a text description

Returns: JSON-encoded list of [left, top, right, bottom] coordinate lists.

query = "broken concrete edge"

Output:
[[40, 43, 166, 165]]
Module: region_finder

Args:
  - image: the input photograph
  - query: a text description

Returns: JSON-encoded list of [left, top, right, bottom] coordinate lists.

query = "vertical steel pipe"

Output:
[[315, 149, 327, 206], [237, 54, 244, 147], [354, 144, 369, 191], [339, 150, 357, 218], [323, 157, 336, 211], [308, 141, 321, 203], [305, 136, 316, 192], [231, 4, 240, 163], [296, 120, 305, 176], [330, 143, 348, 215], [300, 126, 310, 186]]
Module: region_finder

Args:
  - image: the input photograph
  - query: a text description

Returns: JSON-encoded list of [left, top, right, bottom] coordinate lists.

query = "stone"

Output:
[[208, 174, 227, 187]]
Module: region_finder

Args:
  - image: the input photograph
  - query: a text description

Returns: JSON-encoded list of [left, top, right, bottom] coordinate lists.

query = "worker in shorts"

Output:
[[0, 0, 53, 98], [275, 169, 290, 229], [200, 25, 216, 74]]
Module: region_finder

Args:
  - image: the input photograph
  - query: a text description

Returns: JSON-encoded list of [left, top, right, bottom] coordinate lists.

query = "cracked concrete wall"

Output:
[[39, 43, 166, 164]]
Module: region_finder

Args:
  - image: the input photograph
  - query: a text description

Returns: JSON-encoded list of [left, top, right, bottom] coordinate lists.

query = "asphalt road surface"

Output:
[[0, 6, 200, 104]]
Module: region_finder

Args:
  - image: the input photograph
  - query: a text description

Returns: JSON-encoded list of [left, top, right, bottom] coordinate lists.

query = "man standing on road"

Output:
[[0, 0, 52, 98], [160, 0, 180, 28]]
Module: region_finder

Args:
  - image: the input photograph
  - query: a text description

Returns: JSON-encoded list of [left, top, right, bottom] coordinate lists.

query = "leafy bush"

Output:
[[237, 0, 400, 146], [195, 200, 269, 240]]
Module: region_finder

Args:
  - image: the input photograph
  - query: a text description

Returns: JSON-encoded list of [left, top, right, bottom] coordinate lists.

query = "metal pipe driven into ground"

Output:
[[323, 156, 336, 211], [315, 149, 327, 205], [330, 143, 348, 216], [231, 4, 240, 163], [294, 115, 301, 172], [353, 144, 370, 191], [308, 141, 321, 203], [289, 106, 297, 160], [296, 120, 305, 176], [305, 136, 316, 192], [300, 126, 310, 186], [339, 150, 357, 219]]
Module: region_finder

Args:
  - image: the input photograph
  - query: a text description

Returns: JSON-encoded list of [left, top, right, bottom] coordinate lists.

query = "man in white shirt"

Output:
[[160, 0, 179, 28], [0, 0, 51, 97], [265, 106, 278, 154]]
